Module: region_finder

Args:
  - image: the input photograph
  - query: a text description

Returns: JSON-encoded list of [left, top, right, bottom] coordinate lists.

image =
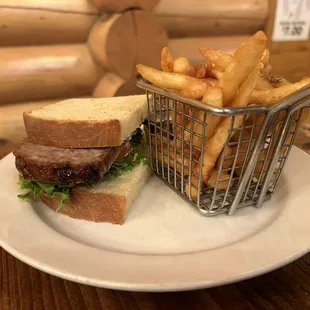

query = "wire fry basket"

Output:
[[137, 79, 310, 216]]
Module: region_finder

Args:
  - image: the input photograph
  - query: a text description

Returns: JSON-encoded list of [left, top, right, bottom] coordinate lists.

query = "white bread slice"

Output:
[[23, 95, 147, 148], [40, 164, 152, 225]]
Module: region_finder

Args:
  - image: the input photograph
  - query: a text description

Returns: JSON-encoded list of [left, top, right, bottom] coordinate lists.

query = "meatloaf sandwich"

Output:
[[14, 95, 151, 225]]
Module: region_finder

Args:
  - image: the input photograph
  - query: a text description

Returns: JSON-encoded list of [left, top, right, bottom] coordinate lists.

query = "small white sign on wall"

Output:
[[272, 0, 310, 41]]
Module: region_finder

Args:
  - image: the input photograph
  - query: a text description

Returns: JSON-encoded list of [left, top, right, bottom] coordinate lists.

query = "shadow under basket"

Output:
[[137, 79, 310, 216]]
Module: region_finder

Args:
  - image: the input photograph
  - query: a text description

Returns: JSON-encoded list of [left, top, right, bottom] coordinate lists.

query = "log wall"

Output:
[[90, 0, 159, 12], [0, 44, 103, 105], [155, 0, 268, 38], [0, 99, 63, 145], [0, 0, 99, 45]]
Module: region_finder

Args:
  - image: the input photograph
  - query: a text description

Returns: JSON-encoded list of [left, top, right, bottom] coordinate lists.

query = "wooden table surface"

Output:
[[1, 139, 310, 310]]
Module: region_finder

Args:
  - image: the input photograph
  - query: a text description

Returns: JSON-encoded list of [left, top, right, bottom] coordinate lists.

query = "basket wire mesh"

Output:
[[137, 80, 310, 216]]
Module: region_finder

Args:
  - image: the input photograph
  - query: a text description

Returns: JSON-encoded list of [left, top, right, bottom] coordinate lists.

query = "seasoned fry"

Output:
[[206, 169, 231, 190], [216, 146, 234, 170], [250, 77, 310, 104], [151, 136, 189, 176], [152, 146, 188, 176], [261, 64, 272, 75], [177, 86, 223, 153], [204, 65, 260, 177], [141, 34, 306, 203], [207, 67, 223, 79], [267, 75, 291, 88], [260, 49, 270, 67], [195, 63, 208, 78], [204, 78, 219, 87], [173, 57, 196, 77], [136, 64, 197, 91], [186, 64, 260, 198], [175, 81, 212, 144], [199, 49, 232, 69], [161, 47, 174, 72], [218, 31, 266, 105], [180, 79, 210, 99], [255, 75, 273, 90], [174, 80, 210, 135], [200, 47, 270, 90]]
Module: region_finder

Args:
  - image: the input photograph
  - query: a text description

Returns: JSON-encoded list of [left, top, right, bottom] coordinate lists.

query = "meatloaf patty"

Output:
[[14, 140, 132, 185]]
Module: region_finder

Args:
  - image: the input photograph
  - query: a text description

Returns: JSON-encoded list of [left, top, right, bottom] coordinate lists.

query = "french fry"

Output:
[[152, 146, 188, 176], [260, 49, 270, 67], [173, 57, 196, 77], [267, 75, 291, 88], [216, 146, 234, 170], [151, 136, 189, 176], [207, 67, 224, 79], [218, 31, 266, 105], [186, 64, 260, 198], [180, 79, 210, 99], [250, 77, 310, 104], [175, 80, 212, 142], [161, 47, 174, 72], [136, 64, 197, 91], [200, 47, 270, 90], [207, 169, 231, 190], [195, 63, 208, 78], [199, 49, 232, 69], [261, 64, 272, 75], [177, 86, 223, 153], [255, 75, 273, 90], [204, 78, 219, 87], [174, 80, 210, 135]]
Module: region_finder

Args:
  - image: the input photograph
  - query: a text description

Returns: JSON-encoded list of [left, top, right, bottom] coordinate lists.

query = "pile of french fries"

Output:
[[137, 31, 310, 199]]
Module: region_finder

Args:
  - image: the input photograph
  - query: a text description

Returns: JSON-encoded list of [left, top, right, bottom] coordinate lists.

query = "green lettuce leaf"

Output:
[[18, 175, 70, 212], [17, 128, 149, 211]]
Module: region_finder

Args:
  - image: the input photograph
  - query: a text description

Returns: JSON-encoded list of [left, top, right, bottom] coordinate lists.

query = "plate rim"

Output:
[[1, 149, 310, 292]]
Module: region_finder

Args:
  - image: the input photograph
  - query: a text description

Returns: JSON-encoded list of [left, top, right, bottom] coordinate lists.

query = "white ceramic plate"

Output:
[[1, 148, 310, 292]]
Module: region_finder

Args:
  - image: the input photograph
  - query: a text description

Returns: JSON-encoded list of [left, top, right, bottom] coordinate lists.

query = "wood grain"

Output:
[[133, 10, 168, 71], [93, 73, 144, 98], [0, 0, 98, 14], [0, 44, 103, 105], [1, 248, 310, 310], [0, 99, 65, 145], [88, 12, 136, 79], [155, 0, 268, 38], [90, 0, 159, 12], [1, 128, 310, 310], [0, 7, 98, 46]]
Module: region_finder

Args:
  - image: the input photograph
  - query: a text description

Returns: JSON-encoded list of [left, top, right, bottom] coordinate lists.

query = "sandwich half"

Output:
[[14, 95, 151, 224]]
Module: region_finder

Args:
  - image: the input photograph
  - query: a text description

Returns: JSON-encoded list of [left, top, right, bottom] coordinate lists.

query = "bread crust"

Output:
[[40, 188, 127, 225], [23, 112, 122, 148]]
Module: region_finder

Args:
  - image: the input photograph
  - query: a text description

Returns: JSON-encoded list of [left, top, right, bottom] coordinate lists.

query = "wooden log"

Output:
[[0, 45, 103, 105], [155, 0, 268, 38], [88, 10, 168, 78], [92, 73, 144, 98], [0, 99, 63, 145], [133, 10, 168, 70], [88, 12, 136, 79], [0, 8, 98, 46], [0, 0, 98, 14], [90, 0, 159, 12], [169, 36, 250, 65]]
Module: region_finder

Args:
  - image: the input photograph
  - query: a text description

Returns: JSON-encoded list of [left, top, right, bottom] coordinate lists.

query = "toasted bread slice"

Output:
[[40, 164, 152, 224], [23, 95, 147, 148]]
